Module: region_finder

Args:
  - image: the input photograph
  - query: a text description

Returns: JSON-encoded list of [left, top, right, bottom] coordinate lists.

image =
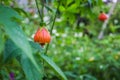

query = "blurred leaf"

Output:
[[3, 40, 21, 62], [0, 5, 22, 22], [0, 4, 39, 73], [29, 41, 43, 53], [40, 54, 68, 80], [59, 6, 66, 12], [97, 0, 103, 6], [64, 71, 77, 78], [45, 4, 54, 12], [66, 4, 78, 13], [82, 74, 97, 80], [13, 8, 28, 17], [67, 0, 74, 6]]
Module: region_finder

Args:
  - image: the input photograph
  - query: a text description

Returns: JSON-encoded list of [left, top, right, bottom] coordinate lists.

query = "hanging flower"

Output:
[[34, 27, 51, 46], [98, 12, 108, 21]]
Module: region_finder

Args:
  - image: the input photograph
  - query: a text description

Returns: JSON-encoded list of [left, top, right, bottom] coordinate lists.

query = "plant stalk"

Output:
[[44, 1, 60, 54], [35, 0, 43, 23]]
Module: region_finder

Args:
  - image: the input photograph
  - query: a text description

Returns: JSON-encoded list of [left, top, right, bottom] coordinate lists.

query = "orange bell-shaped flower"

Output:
[[34, 27, 51, 46], [98, 12, 108, 22]]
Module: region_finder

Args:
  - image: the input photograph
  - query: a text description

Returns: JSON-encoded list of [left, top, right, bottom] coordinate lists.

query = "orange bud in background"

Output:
[[34, 27, 51, 47], [98, 12, 108, 22]]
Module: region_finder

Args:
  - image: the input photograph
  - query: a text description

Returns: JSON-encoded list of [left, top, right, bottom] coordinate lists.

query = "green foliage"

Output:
[[0, 0, 120, 80], [4, 39, 44, 80], [0, 4, 67, 80], [48, 35, 120, 80]]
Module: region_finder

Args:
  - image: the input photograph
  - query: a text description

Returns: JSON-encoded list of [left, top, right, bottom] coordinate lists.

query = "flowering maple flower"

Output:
[[9, 72, 15, 80], [98, 12, 108, 22], [34, 27, 51, 46]]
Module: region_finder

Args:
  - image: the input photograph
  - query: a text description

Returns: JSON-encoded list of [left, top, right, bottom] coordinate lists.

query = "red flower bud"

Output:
[[34, 27, 51, 46], [98, 12, 108, 21]]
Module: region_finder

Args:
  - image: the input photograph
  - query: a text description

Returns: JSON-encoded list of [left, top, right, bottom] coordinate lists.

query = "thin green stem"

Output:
[[41, 0, 44, 23], [44, 1, 60, 54], [42, 1, 60, 79], [35, 0, 43, 23]]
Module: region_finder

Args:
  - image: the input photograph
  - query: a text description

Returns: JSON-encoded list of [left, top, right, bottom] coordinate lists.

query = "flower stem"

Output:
[[41, 0, 44, 23], [44, 1, 60, 54], [35, 0, 43, 23]]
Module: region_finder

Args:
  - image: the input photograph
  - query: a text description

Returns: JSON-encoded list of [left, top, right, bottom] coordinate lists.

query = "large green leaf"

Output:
[[0, 4, 39, 73], [40, 54, 68, 80], [4, 39, 43, 80], [4, 40, 20, 62]]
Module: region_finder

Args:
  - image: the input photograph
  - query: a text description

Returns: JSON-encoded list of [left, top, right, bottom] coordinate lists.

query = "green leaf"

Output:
[[0, 5, 22, 23], [40, 54, 68, 80], [59, 6, 66, 12], [4, 40, 20, 62], [66, 4, 78, 13], [67, 0, 74, 6], [0, 4, 39, 73], [4, 39, 43, 80], [29, 41, 43, 53], [13, 8, 28, 17]]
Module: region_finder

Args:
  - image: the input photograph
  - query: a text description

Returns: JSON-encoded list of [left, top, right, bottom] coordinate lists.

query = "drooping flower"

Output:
[[98, 12, 108, 21], [34, 27, 51, 46]]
